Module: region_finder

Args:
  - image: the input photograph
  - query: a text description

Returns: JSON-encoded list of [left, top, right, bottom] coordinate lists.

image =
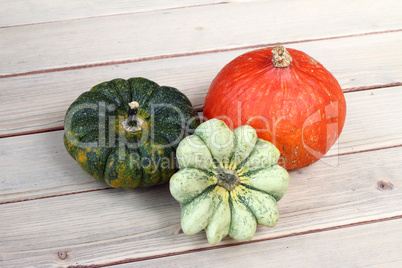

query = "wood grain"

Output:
[[1, 0, 401, 76], [1, 31, 402, 137], [1, 1, 401, 267], [122, 218, 402, 267], [326, 86, 402, 157], [1, 86, 401, 203], [0, 0, 224, 27], [1, 146, 401, 267], [0, 129, 106, 203]]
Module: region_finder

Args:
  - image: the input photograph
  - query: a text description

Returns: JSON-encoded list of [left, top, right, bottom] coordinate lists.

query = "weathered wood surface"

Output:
[[1, 0, 401, 267], [0, 0, 224, 27], [1, 0, 401, 77], [123, 218, 402, 268], [1, 146, 401, 267], [1, 86, 401, 204], [1, 31, 402, 137]]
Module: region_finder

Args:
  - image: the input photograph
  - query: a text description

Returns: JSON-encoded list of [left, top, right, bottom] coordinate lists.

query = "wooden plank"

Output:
[[327, 86, 402, 157], [1, 0, 401, 76], [1, 86, 402, 203], [122, 218, 402, 267], [0, 130, 106, 203], [1, 31, 402, 136], [0, 0, 223, 27], [1, 146, 401, 267]]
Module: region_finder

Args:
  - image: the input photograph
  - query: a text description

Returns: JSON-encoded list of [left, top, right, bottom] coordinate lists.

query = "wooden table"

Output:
[[1, 1, 402, 267]]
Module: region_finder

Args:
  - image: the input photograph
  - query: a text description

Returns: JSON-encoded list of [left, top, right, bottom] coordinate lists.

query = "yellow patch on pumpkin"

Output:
[[77, 150, 87, 163], [66, 139, 74, 151], [110, 180, 121, 188]]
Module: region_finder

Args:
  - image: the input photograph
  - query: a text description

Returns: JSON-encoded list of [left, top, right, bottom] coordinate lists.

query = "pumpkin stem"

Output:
[[272, 45, 292, 68], [215, 168, 240, 191], [127, 101, 139, 127], [122, 101, 144, 132]]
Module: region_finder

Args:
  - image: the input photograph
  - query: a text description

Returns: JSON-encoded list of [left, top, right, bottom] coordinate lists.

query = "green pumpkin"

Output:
[[169, 119, 290, 244], [64, 77, 200, 189]]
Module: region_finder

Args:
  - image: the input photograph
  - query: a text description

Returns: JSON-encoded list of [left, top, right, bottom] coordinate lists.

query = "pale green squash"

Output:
[[169, 119, 290, 244]]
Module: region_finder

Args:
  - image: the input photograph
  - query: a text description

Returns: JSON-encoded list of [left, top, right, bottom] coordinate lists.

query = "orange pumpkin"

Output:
[[203, 45, 347, 170]]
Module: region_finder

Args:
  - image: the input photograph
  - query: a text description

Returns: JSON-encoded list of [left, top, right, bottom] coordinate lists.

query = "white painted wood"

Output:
[[1, 86, 401, 203], [326, 86, 402, 157], [1, 146, 401, 267], [0, 0, 223, 27], [0, 130, 106, 203], [1, 31, 401, 136], [1, 0, 401, 76], [0, 1, 400, 267], [123, 218, 402, 268]]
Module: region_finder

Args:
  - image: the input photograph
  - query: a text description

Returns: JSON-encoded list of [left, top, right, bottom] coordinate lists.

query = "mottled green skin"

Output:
[[170, 119, 290, 244], [64, 77, 200, 189]]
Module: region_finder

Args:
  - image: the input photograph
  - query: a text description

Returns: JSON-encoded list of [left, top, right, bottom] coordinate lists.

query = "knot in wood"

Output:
[[58, 251, 68, 260], [376, 180, 393, 191]]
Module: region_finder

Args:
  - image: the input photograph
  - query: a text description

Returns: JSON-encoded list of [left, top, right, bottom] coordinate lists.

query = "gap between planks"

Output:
[[107, 217, 402, 267], [2, 0, 401, 77], [1, 142, 400, 207], [0, 1, 229, 28], [0, 82, 400, 140], [1, 30, 402, 138], [1, 28, 401, 80], [1, 145, 401, 266], [1, 86, 402, 203], [67, 215, 402, 267]]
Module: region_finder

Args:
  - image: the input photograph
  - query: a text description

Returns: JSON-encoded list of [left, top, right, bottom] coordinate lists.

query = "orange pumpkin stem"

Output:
[[272, 45, 292, 68]]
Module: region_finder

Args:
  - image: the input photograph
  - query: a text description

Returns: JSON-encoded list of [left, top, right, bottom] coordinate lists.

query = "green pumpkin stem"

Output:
[[215, 168, 240, 191], [122, 101, 144, 133], [127, 101, 139, 127]]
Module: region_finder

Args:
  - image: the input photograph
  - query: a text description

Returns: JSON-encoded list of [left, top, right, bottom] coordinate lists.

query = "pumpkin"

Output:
[[64, 77, 200, 189], [203, 45, 347, 170], [169, 119, 289, 244]]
